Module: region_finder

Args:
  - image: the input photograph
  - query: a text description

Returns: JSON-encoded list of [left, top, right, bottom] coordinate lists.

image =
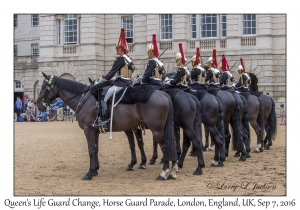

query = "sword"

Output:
[[229, 62, 238, 71], [158, 48, 168, 59], [109, 87, 117, 140]]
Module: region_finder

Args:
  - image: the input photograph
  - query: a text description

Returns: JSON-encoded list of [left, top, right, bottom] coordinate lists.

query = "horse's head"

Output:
[[37, 72, 58, 112]]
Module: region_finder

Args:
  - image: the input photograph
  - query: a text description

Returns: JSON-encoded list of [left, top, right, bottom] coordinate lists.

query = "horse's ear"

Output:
[[42, 72, 47, 78], [88, 77, 93, 84]]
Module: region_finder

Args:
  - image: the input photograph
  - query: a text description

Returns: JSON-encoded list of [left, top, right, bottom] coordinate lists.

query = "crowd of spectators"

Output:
[[14, 96, 72, 122]]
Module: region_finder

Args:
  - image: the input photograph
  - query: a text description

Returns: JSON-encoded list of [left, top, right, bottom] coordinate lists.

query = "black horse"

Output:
[[248, 73, 277, 150], [37, 73, 178, 180], [133, 88, 205, 175]]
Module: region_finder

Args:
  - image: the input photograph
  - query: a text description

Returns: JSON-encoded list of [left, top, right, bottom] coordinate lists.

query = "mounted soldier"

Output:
[[189, 47, 207, 90], [205, 49, 221, 91], [164, 43, 190, 91], [235, 58, 251, 91], [136, 34, 165, 90], [219, 54, 234, 90], [93, 28, 134, 128]]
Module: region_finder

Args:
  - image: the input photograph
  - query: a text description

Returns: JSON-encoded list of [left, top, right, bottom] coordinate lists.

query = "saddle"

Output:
[[250, 91, 263, 98], [161, 87, 182, 100], [207, 85, 220, 96], [186, 89, 207, 101], [90, 82, 156, 105]]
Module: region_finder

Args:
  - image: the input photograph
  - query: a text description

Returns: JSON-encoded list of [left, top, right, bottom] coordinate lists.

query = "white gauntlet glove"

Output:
[[95, 76, 107, 85], [135, 76, 144, 84]]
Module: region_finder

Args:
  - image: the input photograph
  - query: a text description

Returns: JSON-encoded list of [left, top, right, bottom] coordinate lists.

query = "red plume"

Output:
[[117, 28, 129, 54], [240, 58, 246, 72], [221, 54, 230, 71], [194, 47, 200, 66], [152, 34, 159, 58], [212, 49, 218, 68], [179, 43, 186, 65]]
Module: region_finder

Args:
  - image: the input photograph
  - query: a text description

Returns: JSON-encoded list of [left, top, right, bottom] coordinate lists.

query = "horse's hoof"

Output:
[[246, 154, 251, 158], [259, 148, 264, 152], [82, 174, 93, 180], [148, 159, 156, 165], [138, 164, 146, 169], [156, 175, 166, 180], [225, 152, 228, 157], [217, 162, 224, 167], [92, 171, 98, 176], [207, 146, 214, 151], [234, 152, 240, 157], [193, 168, 203, 175], [253, 148, 260, 153], [126, 166, 134, 171], [265, 145, 270, 150], [239, 156, 246, 161], [159, 159, 164, 164]]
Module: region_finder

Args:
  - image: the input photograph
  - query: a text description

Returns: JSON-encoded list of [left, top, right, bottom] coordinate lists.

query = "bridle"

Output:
[[38, 75, 55, 108]]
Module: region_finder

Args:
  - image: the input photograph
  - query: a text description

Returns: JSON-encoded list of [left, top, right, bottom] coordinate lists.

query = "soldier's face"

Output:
[[148, 50, 154, 59], [176, 59, 181, 66]]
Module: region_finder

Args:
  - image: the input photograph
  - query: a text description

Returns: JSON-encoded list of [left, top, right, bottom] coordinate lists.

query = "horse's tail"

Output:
[[257, 98, 265, 141], [191, 96, 202, 148], [268, 97, 277, 141], [162, 92, 177, 161], [240, 95, 250, 144], [230, 93, 243, 151], [215, 96, 225, 144]]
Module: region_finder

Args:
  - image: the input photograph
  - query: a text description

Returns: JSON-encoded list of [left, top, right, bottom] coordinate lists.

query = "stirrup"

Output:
[[91, 119, 109, 128]]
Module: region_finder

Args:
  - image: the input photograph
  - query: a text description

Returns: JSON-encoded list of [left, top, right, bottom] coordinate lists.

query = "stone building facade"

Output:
[[14, 14, 286, 114]]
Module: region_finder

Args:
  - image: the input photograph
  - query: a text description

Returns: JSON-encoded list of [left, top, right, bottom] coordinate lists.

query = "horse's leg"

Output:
[[184, 128, 205, 175], [124, 130, 137, 171], [250, 120, 263, 153], [207, 126, 224, 167], [177, 131, 191, 169], [148, 138, 158, 165], [82, 128, 99, 180], [204, 125, 209, 151], [134, 128, 147, 169], [224, 122, 231, 157], [175, 126, 181, 160]]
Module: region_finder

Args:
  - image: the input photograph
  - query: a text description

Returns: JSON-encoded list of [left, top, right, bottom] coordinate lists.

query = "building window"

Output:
[[14, 45, 17, 56], [15, 81, 22, 88], [32, 14, 39, 26], [220, 14, 226, 37], [190, 14, 197, 39], [160, 14, 172, 40], [200, 14, 217, 38], [57, 19, 61, 45], [122, 17, 133, 43], [31, 44, 39, 56], [14, 14, 17, 28], [64, 14, 77, 44], [243, 14, 256, 35]]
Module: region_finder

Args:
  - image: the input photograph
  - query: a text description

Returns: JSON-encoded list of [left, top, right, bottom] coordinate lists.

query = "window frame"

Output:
[[190, 14, 197, 39], [122, 16, 134, 44], [220, 14, 226, 38], [14, 14, 17, 28], [31, 43, 39, 56], [160, 14, 173, 40], [32, 14, 39, 27], [200, 14, 217, 39], [14, 45, 17, 57], [64, 14, 78, 45], [15, 81, 22, 89], [242, 14, 256, 36]]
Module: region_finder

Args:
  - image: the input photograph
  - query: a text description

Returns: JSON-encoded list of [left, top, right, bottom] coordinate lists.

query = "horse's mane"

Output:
[[52, 76, 88, 94]]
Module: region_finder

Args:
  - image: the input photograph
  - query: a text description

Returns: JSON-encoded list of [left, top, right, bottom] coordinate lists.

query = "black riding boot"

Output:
[[92, 98, 109, 128]]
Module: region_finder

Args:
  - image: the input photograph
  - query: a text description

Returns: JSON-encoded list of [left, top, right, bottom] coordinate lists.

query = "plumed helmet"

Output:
[[240, 58, 246, 72], [116, 28, 129, 54], [193, 47, 201, 67], [212, 49, 218, 68], [221, 54, 230, 71], [147, 34, 159, 58], [237, 65, 243, 70], [207, 57, 213, 63], [191, 55, 196, 62], [178, 43, 186, 65], [176, 52, 182, 61]]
